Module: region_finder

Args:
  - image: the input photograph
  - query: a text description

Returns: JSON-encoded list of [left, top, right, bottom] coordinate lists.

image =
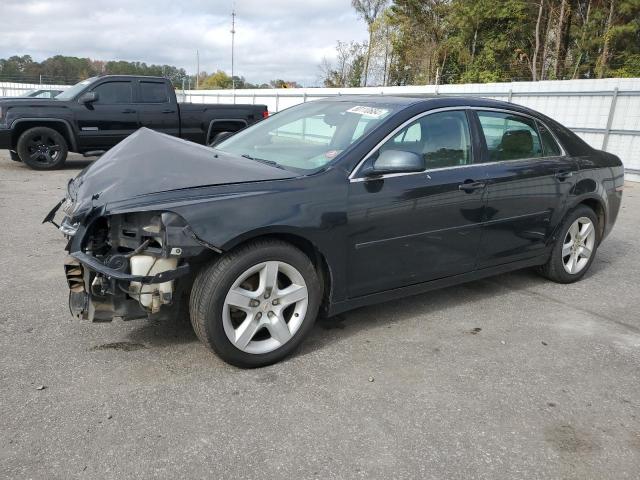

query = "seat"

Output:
[[499, 129, 533, 160]]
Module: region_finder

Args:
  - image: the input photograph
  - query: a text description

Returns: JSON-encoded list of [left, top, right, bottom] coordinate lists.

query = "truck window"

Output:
[[93, 81, 132, 104], [140, 82, 170, 103]]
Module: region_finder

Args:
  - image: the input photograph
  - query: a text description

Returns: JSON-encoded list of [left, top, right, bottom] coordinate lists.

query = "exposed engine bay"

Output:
[[59, 209, 209, 322]]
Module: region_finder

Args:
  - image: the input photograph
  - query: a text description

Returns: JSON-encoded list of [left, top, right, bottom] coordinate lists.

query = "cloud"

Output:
[[0, 0, 368, 86]]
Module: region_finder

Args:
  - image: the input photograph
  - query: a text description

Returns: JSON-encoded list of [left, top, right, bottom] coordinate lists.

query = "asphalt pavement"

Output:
[[1, 151, 639, 479]]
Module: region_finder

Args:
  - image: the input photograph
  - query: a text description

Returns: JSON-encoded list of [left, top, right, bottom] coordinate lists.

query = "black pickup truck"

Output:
[[0, 75, 268, 169]]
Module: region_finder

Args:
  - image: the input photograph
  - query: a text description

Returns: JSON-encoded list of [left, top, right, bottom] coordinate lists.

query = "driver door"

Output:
[[346, 110, 488, 298], [76, 79, 139, 150]]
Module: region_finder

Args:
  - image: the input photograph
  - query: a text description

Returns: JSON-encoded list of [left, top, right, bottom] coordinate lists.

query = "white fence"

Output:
[[2, 79, 638, 180], [0, 82, 69, 97], [181, 78, 640, 181]]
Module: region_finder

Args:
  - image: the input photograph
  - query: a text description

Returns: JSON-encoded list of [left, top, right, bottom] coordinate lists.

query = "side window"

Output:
[[537, 121, 562, 156], [391, 122, 421, 144], [140, 81, 169, 103], [378, 111, 472, 169], [477, 111, 543, 161], [93, 81, 132, 104]]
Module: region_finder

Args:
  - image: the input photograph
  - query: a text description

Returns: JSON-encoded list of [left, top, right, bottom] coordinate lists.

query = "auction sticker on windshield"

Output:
[[346, 106, 389, 118]]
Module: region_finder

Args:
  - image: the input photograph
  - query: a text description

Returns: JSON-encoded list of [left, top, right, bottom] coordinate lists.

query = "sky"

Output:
[[0, 0, 368, 86]]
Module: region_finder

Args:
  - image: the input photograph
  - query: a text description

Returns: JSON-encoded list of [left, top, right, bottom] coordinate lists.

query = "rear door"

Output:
[[76, 79, 138, 150], [347, 109, 487, 298], [135, 80, 180, 137], [472, 109, 578, 267]]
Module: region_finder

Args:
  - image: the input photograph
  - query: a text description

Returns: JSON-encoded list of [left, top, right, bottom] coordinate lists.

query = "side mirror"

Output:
[[79, 91, 98, 104], [362, 149, 425, 177]]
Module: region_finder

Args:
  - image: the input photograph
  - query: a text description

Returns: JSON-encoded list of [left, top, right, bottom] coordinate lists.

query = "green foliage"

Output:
[[330, 0, 640, 86], [201, 70, 233, 89], [0, 55, 302, 90], [0, 54, 188, 87]]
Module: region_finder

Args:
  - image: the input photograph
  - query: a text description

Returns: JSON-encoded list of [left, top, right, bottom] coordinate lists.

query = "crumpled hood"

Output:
[[69, 127, 296, 214]]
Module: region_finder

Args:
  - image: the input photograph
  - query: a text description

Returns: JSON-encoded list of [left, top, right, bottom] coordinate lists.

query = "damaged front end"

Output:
[[48, 204, 209, 322]]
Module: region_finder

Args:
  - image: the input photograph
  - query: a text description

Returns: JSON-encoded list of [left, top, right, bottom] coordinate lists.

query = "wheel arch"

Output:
[[11, 119, 77, 151], [577, 197, 606, 241], [223, 229, 334, 313], [565, 194, 607, 242], [205, 118, 248, 145]]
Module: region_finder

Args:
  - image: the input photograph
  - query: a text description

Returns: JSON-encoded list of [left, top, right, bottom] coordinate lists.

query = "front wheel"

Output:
[[537, 205, 599, 283], [17, 126, 68, 170], [190, 240, 321, 368]]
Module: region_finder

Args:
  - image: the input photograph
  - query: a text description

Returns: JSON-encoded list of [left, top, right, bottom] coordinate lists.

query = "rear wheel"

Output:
[[190, 240, 321, 368], [17, 126, 68, 170], [537, 205, 599, 283]]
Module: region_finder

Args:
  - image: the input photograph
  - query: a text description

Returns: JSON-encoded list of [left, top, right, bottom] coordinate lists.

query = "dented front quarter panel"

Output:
[[94, 168, 350, 302], [60, 128, 352, 306]]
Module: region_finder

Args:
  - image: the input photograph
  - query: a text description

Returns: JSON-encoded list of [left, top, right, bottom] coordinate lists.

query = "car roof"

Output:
[[322, 94, 518, 109], [319, 94, 548, 121], [96, 74, 168, 81]]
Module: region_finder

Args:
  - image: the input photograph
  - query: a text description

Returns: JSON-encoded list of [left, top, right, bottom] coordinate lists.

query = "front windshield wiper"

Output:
[[240, 154, 286, 170]]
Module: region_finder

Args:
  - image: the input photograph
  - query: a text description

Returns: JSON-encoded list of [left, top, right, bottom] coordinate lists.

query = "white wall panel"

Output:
[[2, 78, 638, 176]]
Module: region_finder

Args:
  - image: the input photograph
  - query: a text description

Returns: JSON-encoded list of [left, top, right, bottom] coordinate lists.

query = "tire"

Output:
[[17, 126, 68, 170], [208, 131, 233, 147], [190, 240, 321, 368], [537, 205, 599, 283]]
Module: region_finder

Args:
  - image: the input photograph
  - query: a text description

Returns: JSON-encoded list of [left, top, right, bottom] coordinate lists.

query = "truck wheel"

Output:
[[208, 131, 233, 147], [190, 240, 321, 368], [17, 126, 68, 170]]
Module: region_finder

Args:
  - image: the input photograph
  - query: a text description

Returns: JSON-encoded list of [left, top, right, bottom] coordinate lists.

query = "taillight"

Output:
[[262, 110, 269, 119]]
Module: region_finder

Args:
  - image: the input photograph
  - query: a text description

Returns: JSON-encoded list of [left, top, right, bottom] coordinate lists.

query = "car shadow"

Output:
[[118, 260, 610, 357], [62, 154, 96, 169], [62, 158, 95, 169], [124, 311, 198, 349], [294, 268, 552, 359]]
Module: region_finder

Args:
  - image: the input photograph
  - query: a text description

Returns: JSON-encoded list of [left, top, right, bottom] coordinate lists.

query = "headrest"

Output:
[[501, 129, 533, 155]]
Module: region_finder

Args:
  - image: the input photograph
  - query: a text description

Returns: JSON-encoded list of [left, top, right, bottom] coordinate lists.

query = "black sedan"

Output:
[[46, 96, 624, 367]]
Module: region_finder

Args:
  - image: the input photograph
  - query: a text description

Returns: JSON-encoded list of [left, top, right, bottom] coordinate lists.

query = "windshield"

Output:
[[55, 77, 99, 100], [215, 100, 399, 171]]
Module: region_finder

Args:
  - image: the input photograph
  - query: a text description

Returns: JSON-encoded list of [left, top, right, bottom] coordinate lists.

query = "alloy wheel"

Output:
[[26, 133, 62, 166], [562, 216, 596, 275], [222, 261, 309, 354]]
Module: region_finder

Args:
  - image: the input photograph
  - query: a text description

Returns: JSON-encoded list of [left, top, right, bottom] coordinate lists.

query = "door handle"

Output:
[[458, 180, 486, 192], [161, 109, 176, 114], [555, 171, 573, 180], [121, 109, 136, 114]]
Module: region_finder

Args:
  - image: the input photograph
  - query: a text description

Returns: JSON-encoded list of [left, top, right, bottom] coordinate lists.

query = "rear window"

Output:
[[140, 82, 169, 103]]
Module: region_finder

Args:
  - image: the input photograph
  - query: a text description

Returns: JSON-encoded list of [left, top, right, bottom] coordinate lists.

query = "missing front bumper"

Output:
[[69, 251, 190, 284], [64, 253, 190, 322]]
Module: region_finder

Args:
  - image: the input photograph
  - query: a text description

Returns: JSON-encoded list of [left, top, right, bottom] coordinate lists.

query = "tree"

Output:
[[351, 0, 389, 86], [320, 41, 368, 87], [387, 0, 451, 85], [269, 79, 302, 88], [200, 70, 233, 89]]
